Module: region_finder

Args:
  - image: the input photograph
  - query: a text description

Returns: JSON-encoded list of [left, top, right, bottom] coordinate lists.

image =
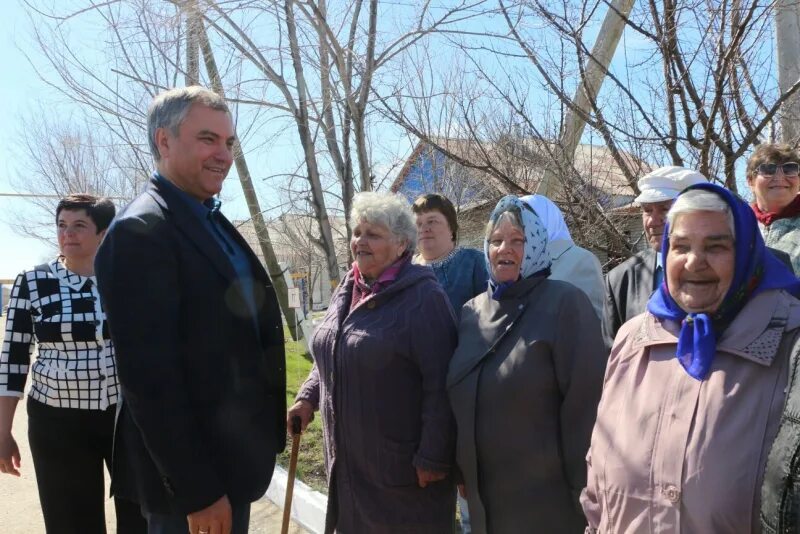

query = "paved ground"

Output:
[[0, 316, 308, 533]]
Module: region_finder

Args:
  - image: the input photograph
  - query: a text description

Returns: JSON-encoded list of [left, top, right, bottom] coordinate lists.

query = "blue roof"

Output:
[[396, 148, 485, 203]]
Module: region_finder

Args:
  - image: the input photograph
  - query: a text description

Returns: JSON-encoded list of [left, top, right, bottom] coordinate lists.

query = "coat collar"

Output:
[[330, 263, 438, 327], [497, 274, 547, 300], [631, 289, 800, 366], [146, 177, 238, 281], [49, 257, 94, 291], [641, 247, 658, 269]]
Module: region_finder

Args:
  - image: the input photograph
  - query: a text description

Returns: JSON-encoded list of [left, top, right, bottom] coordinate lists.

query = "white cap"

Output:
[[634, 166, 708, 204]]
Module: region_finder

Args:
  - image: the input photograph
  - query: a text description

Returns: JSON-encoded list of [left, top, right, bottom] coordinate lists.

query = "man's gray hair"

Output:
[[147, 86, 230, 161], [667, 189, 735, 236], [350, 192, 417, 253]]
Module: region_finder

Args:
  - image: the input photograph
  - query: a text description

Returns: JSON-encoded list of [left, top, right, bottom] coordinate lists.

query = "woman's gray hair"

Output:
[[351, 192, 417, 253], [147, 86, 230, 161], [485, 209, 525, 240], [667, 189, 735, 236]]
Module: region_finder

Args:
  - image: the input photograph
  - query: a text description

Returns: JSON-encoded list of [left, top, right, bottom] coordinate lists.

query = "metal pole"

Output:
[[777, 0, 800, 142], [0, 193, 127, 199]]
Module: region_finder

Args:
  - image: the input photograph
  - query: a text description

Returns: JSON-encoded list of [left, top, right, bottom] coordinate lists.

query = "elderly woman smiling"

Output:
[[448, 196, 606, 533], [581, 183, 800, 533], [287, 192, 458, 533]]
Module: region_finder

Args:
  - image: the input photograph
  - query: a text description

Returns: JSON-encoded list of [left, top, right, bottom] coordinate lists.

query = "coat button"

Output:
[[663, 485, 680, 503], [161, 476, 175, 496], [367, 301, 376, 309]]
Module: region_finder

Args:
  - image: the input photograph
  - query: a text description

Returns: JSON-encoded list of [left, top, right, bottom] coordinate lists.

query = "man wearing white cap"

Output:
[[601, 166, 706, 350]]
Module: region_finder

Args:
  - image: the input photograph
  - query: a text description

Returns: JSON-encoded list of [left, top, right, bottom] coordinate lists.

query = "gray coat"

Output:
[[760, 216, 800, 275], [548, 239, 605, 320], [297, 263, 458, 533], [601, 248, 658, 351], [447, 276, 606, 534]]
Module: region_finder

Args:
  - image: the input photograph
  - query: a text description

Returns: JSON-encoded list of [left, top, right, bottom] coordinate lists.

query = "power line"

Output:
[[0, 193, 127, 199], [0, 193, 64, 199]]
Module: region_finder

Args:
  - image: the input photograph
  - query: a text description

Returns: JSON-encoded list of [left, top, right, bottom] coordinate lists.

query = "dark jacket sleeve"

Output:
[[553, 288, 606, 509], [410, 284, 459, 472], [601, 272, 621, 353], [95, 216, 225, 513]]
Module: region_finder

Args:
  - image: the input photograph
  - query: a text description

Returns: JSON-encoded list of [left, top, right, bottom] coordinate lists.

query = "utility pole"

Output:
[[776, 0, 800, 142], [537, 0, 636, 198], [185, 0, 200, 86]]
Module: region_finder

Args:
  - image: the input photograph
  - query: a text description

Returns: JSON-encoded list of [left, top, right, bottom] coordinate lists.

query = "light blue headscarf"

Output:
[[520, 194, 573, 243], [485, 195, 551, 299]]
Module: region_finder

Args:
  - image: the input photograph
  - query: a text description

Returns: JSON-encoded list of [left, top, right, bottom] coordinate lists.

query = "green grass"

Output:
[[277, 328, 328, 494]]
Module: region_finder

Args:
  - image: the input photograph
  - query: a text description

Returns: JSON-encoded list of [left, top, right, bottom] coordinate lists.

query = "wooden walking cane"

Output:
[[281, 416, 302, 534]]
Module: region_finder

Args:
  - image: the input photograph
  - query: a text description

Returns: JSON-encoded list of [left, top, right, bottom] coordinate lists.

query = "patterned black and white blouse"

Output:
[[0, 258, 118, 410]]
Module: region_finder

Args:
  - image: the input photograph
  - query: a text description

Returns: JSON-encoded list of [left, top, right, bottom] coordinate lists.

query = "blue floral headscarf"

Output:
[[485, 195, 551, 299], [647, 182, 800, 380]]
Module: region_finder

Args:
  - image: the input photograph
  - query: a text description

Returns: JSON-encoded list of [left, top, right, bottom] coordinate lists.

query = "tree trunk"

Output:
[[197, 17, 302, 341], [537, 0, 637, 198], [184, 1, 200, 85], [285, 0, 342, 289]]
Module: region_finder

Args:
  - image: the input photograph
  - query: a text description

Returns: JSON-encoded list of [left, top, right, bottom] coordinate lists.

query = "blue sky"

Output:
[[0, 2, 291, 279], [0, 1, 419, 280], [0, 1, 765, 280], [0, 2, 261, 279], [0, 2, 51, 279]]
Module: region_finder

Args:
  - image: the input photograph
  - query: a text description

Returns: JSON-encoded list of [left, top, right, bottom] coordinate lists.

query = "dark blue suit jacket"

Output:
[[95, 177, 286, 514]]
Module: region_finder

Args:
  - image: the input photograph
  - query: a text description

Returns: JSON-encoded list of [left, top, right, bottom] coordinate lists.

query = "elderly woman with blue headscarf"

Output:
[[447, 196, 606, 533], [581, 183, 800, 533]]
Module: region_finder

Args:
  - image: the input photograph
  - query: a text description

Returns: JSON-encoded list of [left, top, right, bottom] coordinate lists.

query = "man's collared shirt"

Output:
[[155, 173, 260, 330]]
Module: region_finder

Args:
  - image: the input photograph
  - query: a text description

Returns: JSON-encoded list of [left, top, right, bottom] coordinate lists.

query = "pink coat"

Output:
[[581, 289, 800, 533]]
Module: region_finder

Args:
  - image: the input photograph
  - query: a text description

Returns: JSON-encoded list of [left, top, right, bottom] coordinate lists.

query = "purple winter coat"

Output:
[[297, 262, 458, 533]]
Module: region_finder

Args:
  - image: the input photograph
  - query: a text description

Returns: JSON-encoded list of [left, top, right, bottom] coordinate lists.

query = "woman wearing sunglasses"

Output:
[[747, 143, 800, 274]]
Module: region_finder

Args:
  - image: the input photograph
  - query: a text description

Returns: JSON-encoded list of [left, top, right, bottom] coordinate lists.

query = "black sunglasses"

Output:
[[757, 162, 800, 176]]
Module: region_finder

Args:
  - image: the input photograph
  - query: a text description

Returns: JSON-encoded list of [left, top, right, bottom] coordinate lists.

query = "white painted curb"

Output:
[[263, 465, 328, 533]]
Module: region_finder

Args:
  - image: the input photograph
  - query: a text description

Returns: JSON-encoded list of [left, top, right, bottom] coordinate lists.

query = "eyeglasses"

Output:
[[757, 162, 800, 177]]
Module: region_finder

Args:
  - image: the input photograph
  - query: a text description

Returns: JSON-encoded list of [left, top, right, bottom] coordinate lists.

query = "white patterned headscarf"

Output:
[[520, 194, 573, 243], [484, 195, 551, 285]]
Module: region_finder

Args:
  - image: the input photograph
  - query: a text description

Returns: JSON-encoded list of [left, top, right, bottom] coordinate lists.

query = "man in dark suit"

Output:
[[95, 86, 286, 534], [602, 167, 706, 350]]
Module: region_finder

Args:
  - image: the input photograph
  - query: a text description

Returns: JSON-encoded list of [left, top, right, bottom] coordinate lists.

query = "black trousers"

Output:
[[27, 397, 146, 534]]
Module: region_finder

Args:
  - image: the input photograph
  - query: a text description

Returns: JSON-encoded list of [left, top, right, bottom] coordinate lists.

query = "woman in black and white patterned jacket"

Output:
[[0, 194, 145, 534]]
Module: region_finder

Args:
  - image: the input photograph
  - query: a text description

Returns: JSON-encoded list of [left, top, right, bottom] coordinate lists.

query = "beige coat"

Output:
[[581, 289, 800, 534]]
